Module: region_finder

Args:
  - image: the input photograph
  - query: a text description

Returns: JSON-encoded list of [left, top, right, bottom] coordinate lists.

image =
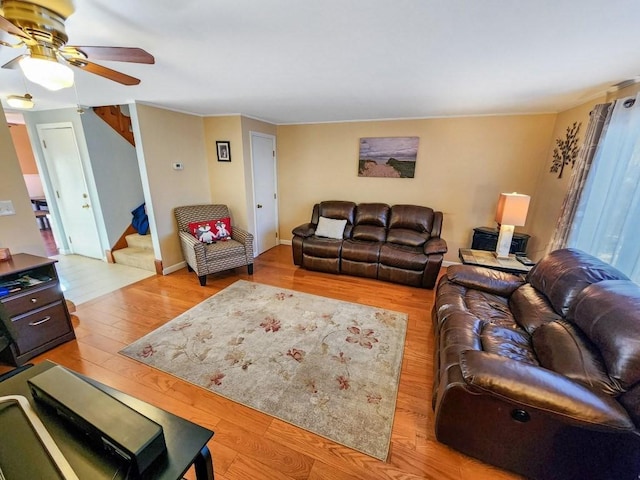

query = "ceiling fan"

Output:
[[0, 0, 154, 91]]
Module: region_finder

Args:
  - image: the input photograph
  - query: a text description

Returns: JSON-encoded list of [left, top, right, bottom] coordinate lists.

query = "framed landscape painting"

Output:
[[358, 137, 419, 178]]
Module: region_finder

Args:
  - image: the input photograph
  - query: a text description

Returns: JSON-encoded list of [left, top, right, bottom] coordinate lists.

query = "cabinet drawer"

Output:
[[1, 283, 63, 317], [10, 301, 71, 355]]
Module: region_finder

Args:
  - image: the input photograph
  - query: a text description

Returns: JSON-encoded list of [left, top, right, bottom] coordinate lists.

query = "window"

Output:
[[569, 94, 640, 281]]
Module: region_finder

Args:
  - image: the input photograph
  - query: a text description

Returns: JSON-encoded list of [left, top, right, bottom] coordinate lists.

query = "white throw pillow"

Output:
[[315, 216, 347, 239]]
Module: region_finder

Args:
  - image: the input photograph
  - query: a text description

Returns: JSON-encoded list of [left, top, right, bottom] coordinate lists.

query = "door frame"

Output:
[[249, 131, 279, 256]]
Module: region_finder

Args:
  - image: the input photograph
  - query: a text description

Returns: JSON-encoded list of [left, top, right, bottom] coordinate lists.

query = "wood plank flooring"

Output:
[[7, 245, 521, 480]]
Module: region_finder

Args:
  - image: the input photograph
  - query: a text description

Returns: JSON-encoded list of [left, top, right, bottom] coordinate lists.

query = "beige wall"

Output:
[[9, 124, 38, 174], [526, 96, 606, 260], [203, 115, 277, 234], [204, 116, 247, 228], [131, 104, 210, 273], [276, 115, 557, 262], [0, 106, 45, 256]]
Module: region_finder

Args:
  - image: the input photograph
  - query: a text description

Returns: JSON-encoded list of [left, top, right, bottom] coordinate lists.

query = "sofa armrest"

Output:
[[424, 237, 448, 255], [292, 222, 316, 238], [459, 350, 635, 431], [447, 265, 525, 297]]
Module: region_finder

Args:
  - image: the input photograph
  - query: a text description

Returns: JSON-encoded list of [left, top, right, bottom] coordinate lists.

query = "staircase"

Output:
[[112, 233, 156, 272], [93, 105, 135, 146]]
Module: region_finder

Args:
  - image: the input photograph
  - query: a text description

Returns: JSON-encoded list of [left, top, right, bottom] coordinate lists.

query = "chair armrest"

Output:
[[231, 227, 255, 260], [459, 350, 635, 431], [292, 223, 316, 238], [424, 237, 448, 255], [179, 230, 204, 251], [447, 265, 525, 297], [231, 226, 253, 246]]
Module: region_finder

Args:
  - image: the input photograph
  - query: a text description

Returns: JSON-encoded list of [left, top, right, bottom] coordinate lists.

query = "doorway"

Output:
[[250, 132, 278, 255], [36, 123, 103, 259]]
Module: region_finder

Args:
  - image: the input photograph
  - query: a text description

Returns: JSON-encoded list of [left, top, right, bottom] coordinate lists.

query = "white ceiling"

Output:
[[2, 0, 640, 124]]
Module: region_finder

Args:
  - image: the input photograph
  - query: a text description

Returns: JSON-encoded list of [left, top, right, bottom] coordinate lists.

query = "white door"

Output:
[[251, 132, 278, 255], [38, 125, 103, 259]]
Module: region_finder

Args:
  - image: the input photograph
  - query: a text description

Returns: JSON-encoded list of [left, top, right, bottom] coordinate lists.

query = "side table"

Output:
[[471, 227, 530, 255], [0, 253, 75, 366], [459, 248, 532, 275]]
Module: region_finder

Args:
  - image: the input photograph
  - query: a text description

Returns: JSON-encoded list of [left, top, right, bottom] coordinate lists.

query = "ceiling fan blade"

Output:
[[1, 54, 25, 69], [0, 15, 32, 41], [64, 46, 154, 64], [66, 58, 141, 85]]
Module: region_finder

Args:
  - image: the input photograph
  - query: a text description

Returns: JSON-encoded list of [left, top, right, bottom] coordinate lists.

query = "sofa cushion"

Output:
[[341, 239, 381, 262], [318, 201, 356, 224], [569, 280, 640, 390], [481, 323, 538, 365], [302, 236, 342, 258], [388, 205, 434, 232], [387, 205, 433, 246], [526, 248, 629, 316], [354, 203, 389, 227], [532, 320, 623, 396], [352, 225, 387, 242], [387, 229, 430, 247], [379, 244, 426, 270], [509, 284, 561, 334]]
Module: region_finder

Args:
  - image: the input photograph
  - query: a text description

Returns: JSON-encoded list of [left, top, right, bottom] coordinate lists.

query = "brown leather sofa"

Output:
[[292, 201, 447, 288], [432, 248, 640, 479]]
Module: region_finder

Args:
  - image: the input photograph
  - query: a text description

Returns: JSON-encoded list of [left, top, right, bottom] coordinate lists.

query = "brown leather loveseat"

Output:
[[292, 201, 447, 288], [432, 248, 640, 479]]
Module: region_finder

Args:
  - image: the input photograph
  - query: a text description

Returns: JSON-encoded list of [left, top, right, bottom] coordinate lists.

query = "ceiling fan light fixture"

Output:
[[6, 93, 34, 109], [19, 55, 74, 91]]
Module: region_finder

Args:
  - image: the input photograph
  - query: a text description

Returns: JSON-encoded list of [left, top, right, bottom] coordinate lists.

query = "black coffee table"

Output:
[[0, 361, 214, 479]]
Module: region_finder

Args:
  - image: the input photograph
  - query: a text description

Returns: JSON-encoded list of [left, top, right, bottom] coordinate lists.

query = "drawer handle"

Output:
[[29, 316, 51, 326], [31, 298, 38, 303]]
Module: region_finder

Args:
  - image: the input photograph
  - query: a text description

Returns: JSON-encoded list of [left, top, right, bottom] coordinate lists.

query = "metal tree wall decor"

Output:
[[550, 121, 581, 179]]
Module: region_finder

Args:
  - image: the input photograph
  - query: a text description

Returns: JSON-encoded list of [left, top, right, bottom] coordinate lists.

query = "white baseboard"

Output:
[[279, 239, 292, 246], [163, 260, 186, 275], [442, 260, 461, 267]]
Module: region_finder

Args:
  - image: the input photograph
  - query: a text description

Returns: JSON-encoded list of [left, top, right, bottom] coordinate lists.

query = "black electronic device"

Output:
[[27, 366, 166, 477], [516, 255, 536, 266]]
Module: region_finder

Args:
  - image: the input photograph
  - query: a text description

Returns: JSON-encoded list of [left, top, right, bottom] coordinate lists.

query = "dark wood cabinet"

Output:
[[0, 254, 75, 366], [471, 226, 530, 255]]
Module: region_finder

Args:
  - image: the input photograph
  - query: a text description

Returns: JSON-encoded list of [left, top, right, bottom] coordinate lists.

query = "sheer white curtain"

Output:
[[569, 92, 640, 282]]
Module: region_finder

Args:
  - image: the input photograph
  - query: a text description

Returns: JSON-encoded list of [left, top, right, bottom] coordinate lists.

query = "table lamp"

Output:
[[494, 192, 530, 258]]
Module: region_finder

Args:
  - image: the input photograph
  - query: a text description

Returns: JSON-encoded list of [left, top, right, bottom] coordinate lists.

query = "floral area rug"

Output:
[[120, 280, 408, 461]]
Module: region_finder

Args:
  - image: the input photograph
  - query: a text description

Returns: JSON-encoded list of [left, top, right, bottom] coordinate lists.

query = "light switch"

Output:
[[0, 200, 15, 216]]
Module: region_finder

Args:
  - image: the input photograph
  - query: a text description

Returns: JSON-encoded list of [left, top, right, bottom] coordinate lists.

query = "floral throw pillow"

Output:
[[188, 217, 233, 243]]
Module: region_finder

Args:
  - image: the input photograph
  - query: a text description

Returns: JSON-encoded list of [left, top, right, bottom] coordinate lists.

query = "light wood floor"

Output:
[[18, 245, 520, 480]]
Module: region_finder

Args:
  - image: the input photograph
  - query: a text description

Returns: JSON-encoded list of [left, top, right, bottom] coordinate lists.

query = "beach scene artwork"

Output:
[[358, 137, 419, 178]]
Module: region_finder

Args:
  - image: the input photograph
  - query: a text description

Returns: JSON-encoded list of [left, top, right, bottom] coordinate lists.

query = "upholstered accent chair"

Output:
[[174, 204, 254, 286]]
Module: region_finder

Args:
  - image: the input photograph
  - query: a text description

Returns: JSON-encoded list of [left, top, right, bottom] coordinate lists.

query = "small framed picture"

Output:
[[216, 141, 231, 162]]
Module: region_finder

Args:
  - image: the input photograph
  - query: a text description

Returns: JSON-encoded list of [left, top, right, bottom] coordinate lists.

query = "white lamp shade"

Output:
[[19, 56, 74, 91], [495, 193, 530, 227]]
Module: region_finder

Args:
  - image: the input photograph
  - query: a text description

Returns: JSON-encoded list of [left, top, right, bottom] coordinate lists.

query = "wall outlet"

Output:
[[172, 162, 184, 170]]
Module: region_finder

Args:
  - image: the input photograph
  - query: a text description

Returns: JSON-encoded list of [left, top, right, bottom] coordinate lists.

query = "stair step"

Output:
[[125, 233, 153, 250], [112, 247, 156, 272]]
